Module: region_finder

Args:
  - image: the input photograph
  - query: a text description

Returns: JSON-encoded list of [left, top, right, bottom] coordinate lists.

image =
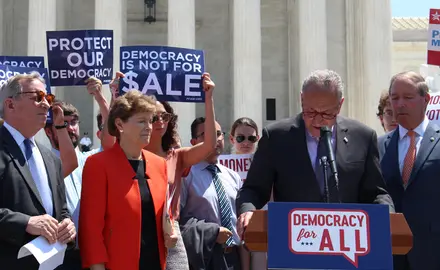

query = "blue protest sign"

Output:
[[0, 64, 53, 123], [119, 46, 205, 103], [0, 56, 45, 68], [46, 29, 113, 86], [268, 202, 393, 270]]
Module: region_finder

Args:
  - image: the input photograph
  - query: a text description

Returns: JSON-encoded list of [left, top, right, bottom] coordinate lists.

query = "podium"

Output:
[[244, 203, 413, 269]]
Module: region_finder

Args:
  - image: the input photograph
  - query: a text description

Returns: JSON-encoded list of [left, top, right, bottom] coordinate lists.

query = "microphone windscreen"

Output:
[[320, 126, 331, 136]]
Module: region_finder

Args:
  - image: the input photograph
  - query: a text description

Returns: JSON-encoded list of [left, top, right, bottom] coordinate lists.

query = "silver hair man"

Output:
[[301, 69, 344, 101], [0, 72, 45, 118]]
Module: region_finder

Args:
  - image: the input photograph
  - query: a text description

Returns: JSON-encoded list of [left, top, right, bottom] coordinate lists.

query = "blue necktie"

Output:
[[206, 164, 234, 247], [24, 139, 54, 216]]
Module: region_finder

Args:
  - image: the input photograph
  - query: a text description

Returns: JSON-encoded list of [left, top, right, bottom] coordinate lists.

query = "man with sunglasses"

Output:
[[180, 117, 244, 269], [237, 69, 394, 240], [0, 73, 76, 269]]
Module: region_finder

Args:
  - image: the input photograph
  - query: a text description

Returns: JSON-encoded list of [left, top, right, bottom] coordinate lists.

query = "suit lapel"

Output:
[[381, 129, 402, 186], [407, 123, 440, 187], [294, 115, 322, 195], [1, 126, 45, 209], [335, 117, 349, 168], [37, 143, 58, 216]]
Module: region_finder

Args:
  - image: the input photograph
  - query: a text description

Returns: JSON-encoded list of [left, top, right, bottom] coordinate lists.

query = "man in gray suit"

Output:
[[379, 71, 440, 270], [236, 69, 394, 239], [0, 73, 76, 269]]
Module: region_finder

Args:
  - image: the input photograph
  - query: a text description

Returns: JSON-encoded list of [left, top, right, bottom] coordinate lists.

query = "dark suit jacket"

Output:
[[237, 114, 394, 213], [378, 123, 440, 270], [0, 126, 70, 269]]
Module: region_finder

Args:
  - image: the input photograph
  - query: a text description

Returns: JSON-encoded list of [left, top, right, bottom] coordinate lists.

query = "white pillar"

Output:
[[345, 0, 392, 134], [287, 0, 328, 115], [94, 0, 127, 147], [28, 0, 57, 149], [232, 0, 263, 131], [168, 0, 195, 147]]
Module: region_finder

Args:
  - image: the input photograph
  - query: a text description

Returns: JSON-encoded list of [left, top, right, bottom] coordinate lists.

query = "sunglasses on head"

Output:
[[152, 112, 173, 123], [13, 90, 55, 105], [235, 135, 258, 143]]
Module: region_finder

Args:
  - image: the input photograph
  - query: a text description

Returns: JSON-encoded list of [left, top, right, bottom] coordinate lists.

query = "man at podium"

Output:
[[236, 70, 394, 239]]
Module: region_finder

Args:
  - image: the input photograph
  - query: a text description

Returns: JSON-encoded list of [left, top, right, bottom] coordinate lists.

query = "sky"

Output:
[[392, 0, 439, 17]]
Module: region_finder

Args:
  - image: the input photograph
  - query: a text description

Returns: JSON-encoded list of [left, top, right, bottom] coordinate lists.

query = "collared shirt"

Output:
[[397, 117, 429, 174], [305, 126, 336, 169], [52, 147, 102, 231], [3, 121, 53, 216], [180, 161, 243, 244]]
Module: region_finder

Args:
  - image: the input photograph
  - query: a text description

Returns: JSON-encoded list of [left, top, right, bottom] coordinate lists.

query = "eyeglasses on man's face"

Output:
[[11, 90, 55, 105]]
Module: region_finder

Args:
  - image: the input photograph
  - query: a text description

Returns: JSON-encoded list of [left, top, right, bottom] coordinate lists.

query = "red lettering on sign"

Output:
[[426, 109, 440, 121], [296, 228, 317, 241], [319, 229, 334, 251], [355, 229, 366, 252], [339, 230, 350, 251]]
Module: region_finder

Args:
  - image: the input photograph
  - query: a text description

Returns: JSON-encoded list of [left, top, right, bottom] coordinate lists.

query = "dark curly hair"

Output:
[[160, 101, 179, 152]]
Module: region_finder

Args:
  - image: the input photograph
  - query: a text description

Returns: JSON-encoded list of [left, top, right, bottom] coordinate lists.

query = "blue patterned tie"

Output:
[[206, 164, 234, 247], [314, 138, 326, 195]]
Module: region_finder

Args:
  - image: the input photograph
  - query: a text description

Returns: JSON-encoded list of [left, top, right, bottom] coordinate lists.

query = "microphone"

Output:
[[319, 126, 338, 178]]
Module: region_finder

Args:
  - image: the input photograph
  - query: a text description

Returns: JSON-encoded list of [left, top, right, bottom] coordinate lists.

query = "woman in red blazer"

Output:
[[79, 90, 176, 270]]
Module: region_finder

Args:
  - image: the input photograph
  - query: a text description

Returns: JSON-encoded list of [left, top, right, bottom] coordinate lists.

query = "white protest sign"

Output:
[[218, 153, 253, 181]]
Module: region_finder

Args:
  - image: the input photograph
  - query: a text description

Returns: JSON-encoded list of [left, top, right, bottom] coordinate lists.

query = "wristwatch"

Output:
[[55, 121, 68, 130]]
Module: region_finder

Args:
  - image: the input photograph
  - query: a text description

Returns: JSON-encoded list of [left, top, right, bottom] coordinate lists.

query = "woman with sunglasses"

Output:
[[230, 117, 268, 270], [144, 72, 217, 270], [229, 117, 260, 155]]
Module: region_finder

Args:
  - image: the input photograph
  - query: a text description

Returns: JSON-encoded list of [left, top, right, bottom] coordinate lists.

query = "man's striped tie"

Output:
[[206, 164, 234, 246]]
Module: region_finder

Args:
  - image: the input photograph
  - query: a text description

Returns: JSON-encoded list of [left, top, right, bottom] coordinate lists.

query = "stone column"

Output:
[[232, 0, 263, 131], [345, 0, 392, 134], [94, 0, 127, 146], [28, 0, 57, 148], [168, 0, 195, 147], [0, 0, 3, 54], [287, 0, 328, 115]]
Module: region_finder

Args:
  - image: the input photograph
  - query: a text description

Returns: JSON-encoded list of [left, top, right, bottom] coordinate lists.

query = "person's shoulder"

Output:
[[143, 149, 166, 166], [378, 129, 396, 143], [338, 116, 375, 136]]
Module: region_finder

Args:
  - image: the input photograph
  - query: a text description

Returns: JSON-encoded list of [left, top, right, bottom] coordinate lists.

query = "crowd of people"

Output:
[[0, 68, 436, 270]]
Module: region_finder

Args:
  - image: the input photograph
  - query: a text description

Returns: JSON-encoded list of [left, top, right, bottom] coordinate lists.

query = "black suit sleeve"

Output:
[[0, 209, 31, 246], [360, 130, 395, 212], [237, 127, 275, 214], [0, 160, 30, 246]]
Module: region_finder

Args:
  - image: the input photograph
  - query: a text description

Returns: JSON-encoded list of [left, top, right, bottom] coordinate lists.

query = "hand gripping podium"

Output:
[[244, 203, 413, 269]]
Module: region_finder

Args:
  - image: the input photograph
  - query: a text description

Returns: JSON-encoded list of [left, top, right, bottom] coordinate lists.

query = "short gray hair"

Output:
[[389, 71, 429, 96], [0, 72, 45, 117], [301, 69, 344, 100]]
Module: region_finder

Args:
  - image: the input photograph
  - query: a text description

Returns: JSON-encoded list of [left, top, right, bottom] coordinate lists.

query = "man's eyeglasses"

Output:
[[303, 111, 337, 120], [12, 90, 55, 105], [235, 135, 258, 143], [65, 119, 80, 127], [195, 131, 226, 139], [152, 112, 173, 123]]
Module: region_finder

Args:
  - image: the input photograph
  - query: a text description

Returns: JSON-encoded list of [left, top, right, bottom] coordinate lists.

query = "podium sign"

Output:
[[268, 202, 393, 269]]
